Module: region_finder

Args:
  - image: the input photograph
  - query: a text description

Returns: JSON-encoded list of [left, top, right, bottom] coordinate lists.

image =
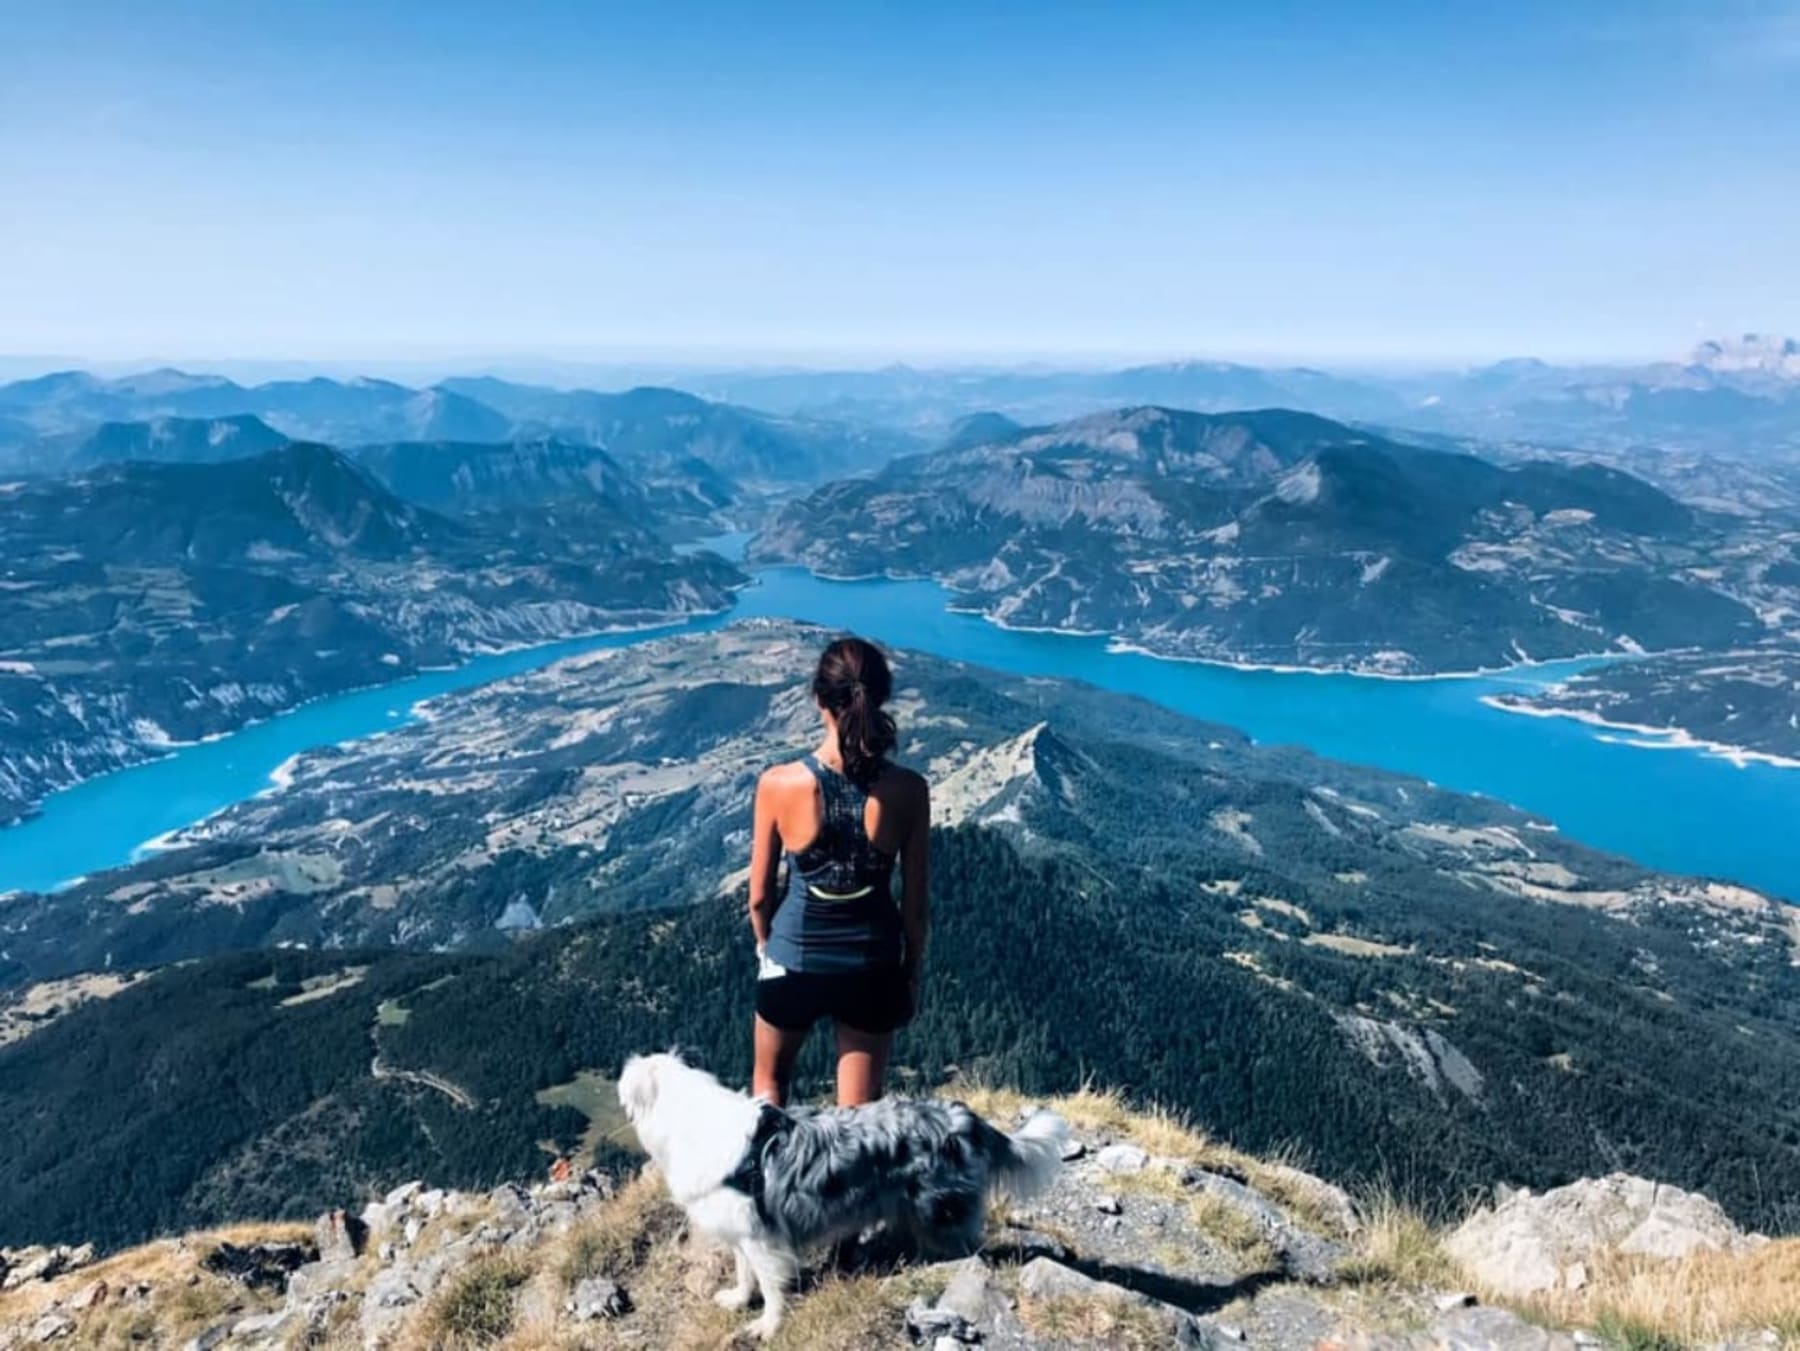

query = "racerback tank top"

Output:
[[763, 755, 902, 974]]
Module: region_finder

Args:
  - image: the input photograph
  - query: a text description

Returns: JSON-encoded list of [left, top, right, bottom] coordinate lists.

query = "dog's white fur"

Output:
[[618, 1052, 1065, 1340]]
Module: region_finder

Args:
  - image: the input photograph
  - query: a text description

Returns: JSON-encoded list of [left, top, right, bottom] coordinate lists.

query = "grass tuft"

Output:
[[1018, 1293, 1173, 1350], [1494, 1240, 1800, 1347], [1336, 1189, 1455, 1291], [554, 1172, 683, 1289], [421, 1255, 531, 1347]]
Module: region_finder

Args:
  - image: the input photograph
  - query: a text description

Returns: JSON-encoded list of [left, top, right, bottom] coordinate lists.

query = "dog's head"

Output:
[[617, 1050, 688, 1129]]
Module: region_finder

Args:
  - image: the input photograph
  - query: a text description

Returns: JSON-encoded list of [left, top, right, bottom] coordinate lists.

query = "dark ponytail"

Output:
[[812, 636, 897, 786]]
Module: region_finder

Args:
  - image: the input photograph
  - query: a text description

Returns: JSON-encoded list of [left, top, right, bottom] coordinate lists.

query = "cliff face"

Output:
[[0, 1083, 1791, 1351]]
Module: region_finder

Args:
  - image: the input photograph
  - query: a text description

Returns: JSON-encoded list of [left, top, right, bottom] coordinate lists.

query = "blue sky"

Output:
[[1, 1, 1795, 368]]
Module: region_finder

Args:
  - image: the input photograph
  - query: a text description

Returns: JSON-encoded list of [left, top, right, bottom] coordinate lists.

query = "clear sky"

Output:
[[1, 0, 1795, 369]]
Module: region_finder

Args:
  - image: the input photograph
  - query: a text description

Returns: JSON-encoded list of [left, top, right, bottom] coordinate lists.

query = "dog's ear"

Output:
[[616, 1055, 658, 1122], [667, 1043, 703, 1070]]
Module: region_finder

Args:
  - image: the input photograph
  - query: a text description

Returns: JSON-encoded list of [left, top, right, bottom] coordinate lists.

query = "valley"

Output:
[[0, 444, 743, 826], [4, 622, 1800, 1249]]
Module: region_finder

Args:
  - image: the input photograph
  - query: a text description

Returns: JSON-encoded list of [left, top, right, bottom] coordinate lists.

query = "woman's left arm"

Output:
[[900, 776, 931, 988]]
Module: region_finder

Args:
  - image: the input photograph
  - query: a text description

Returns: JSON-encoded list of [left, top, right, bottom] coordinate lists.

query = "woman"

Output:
[[749, 636, 930, 1108]]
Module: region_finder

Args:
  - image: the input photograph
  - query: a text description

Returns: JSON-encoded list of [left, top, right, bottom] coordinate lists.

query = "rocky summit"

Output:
[[0, 1086, 1792, 1350]]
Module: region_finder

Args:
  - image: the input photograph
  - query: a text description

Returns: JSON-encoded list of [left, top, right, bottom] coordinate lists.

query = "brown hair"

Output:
[[812, 636, 896, 785]]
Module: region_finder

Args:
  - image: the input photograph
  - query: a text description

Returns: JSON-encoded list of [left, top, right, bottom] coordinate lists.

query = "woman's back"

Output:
[[763, 756, 922, 974]]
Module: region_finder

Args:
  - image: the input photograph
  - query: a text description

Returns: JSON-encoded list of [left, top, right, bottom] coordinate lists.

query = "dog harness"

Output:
[[721, 1102, 794, 1225], [763, 755, 902, 974]]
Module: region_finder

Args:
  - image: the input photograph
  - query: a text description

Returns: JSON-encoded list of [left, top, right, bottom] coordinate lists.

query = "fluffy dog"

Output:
[[618, 1052, 1066, 1339]]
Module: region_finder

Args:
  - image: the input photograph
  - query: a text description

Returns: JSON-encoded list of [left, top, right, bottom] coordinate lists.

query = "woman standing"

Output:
[[748, 636, 930, 1107]]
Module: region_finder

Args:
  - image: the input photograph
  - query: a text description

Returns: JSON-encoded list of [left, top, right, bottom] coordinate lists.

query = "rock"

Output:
[[488, 1182, 533, 1218], [905, 1301, 974, 1343], [1445, 1173, 1756, 1298], [201, 1240, 316, 1291], [314, 1209, 366, 1261], [62, 1246, 94, 1272], [934, 1337, 964, 1351], [3, 1250, 58, 1289], [566, 1276, 631, 1321], [67, 1280, 108, 1312], [286, 1257, 360, 1302], [1095, 1193, 1122, 1216], [1435, 1292, 1477, 1311], [1214, 1325, 1248, 1343], [1420, 1305, 1578, 1350], [1017, 1258, 1205, 1348], [934, 1256, 1010, 1326], [182, 1324, 232, 1351], [26, 1316, 72, 1345], [1059, 1138, 1087, 1162], [1253, 1161, 1362, 1235], [383, 1180, 424, 1209], [1560, 1260, 1587, 1291], [1094, 1144, 1149, 1175], [229, 1310, 294, 1346]]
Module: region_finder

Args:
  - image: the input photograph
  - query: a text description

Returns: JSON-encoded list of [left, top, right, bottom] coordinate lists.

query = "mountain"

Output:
[[0, 447, 743, 825], [0, 372, 512, 447], [3, 622, 1800, 1254], [752, 407, 1774, 673], [689, 341, 1800, 457], [940, 410, 1024, 451], [10, 415, 291, 474], [0, 369, 912, 493], [437, 378, 922, 487]]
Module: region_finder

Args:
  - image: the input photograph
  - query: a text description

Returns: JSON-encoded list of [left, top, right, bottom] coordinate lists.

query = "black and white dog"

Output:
[[618, 1053, 1066, 1339]]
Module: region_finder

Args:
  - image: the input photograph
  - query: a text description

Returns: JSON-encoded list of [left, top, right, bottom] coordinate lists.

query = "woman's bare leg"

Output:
[[753, 1015, 807, 1106], [833, 1022, 893, 1106]]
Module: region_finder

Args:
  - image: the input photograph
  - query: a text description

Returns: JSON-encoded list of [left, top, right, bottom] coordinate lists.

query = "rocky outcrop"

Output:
[[0, 1113, 1789, 1351], [1444, 1173, 1766, 1297]]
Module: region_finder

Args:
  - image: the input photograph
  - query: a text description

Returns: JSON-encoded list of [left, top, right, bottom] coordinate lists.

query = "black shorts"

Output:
[[755, 965, 913, 1035]]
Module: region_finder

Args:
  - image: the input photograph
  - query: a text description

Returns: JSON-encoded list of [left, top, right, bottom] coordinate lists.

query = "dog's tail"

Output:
[[987, 1109, 1069, 1202]]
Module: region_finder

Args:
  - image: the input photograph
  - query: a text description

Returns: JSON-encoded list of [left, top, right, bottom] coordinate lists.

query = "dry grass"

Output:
[[1336, 1190, 1455, 1292], [1491, 1240, 1800, 1347], [415, 1254, 533, 1348], [1018, 1293, 1173, 1350], [553, 1172, 683, 1290], [765, 1272, 911, 1350], [0, 1222, 313, 1351]]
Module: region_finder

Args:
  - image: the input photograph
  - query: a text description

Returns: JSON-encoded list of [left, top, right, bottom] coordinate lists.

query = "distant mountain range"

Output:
[[0, 444, 742, 825], [5, 623, 1799, 1244], [688, 335, 1800, 456], [753, 406, 1789, 673], [0, 372, 919, 492]]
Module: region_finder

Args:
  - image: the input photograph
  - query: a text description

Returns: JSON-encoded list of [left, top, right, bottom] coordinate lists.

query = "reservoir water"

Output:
[[2, 562, 1796, 900]]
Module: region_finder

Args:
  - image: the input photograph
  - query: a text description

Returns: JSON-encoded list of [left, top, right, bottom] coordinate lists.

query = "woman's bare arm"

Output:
[[900, 775, 931, 980], [748, 770, 784, 950]]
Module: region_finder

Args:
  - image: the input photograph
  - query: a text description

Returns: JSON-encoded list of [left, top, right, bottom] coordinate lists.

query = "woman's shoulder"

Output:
[[758, 758, 816, 793]]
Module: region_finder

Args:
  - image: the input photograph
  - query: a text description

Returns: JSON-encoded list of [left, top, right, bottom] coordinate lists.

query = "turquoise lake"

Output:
[[1, 560, 1796, 900]]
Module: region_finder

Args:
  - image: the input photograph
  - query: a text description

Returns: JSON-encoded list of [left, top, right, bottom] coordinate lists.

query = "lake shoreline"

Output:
[[1483, 695, 1800, 772]]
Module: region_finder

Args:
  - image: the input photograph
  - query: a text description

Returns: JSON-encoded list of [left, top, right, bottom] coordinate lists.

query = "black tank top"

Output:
[[763, 755, 902, 974]]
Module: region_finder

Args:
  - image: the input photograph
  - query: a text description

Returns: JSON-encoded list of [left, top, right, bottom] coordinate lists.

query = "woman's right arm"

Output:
[[748, 770, 783, 952]]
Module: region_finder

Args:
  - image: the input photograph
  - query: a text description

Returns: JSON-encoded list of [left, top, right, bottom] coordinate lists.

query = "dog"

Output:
[[618, 1052, 1067, 1339]]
